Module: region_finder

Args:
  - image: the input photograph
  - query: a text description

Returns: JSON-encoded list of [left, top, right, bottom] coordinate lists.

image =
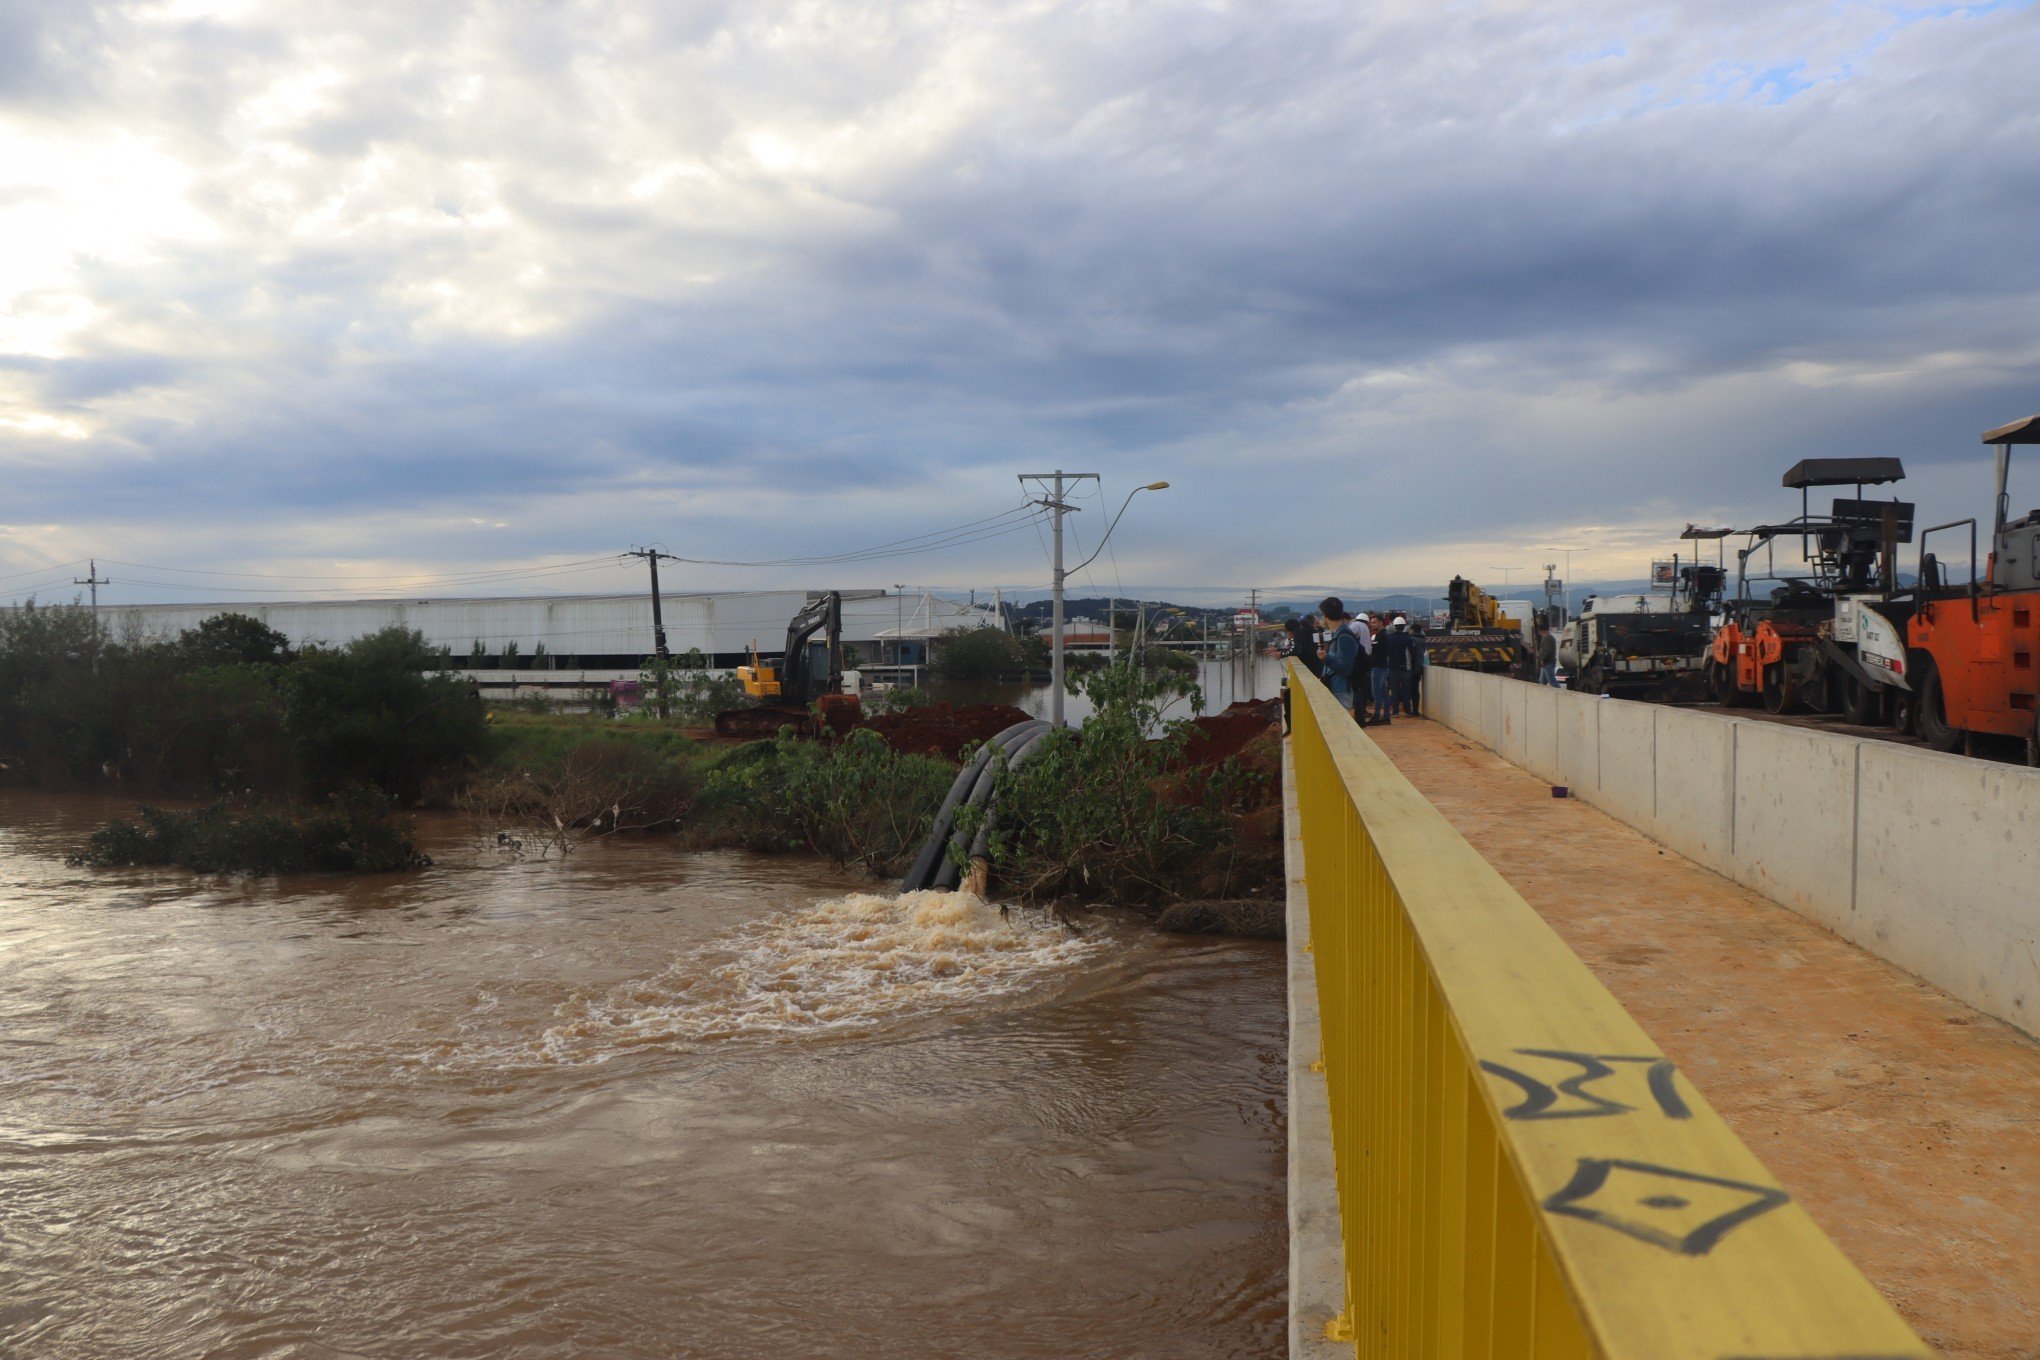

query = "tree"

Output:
[[178, 613, 293, 668], [930, 626, 1026, 682], [0, 602, 111, 784], [283, 627, 489, 801]]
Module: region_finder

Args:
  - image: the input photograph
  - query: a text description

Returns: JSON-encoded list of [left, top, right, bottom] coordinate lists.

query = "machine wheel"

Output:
[[1890, 685, 1916, 736], [1707, 660, 1742, 707], [1840, 671, 1881, 726], [1914, 665, 1962, 753], [1759, 662, 1793, 715]]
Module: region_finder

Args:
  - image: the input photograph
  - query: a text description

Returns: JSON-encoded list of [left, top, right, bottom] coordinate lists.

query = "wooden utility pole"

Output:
[[626, 547, 679, 717], [74, 560, 108, 614]]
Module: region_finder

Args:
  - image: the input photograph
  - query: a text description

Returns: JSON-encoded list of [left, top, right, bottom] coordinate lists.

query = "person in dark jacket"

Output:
[[1283, 615, 1322, 679], [1375, 616, 1415, 722], [1404, 624, 1427, 715]]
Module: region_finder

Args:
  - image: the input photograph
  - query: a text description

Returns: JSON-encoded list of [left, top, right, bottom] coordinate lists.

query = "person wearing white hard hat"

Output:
[[1376, 616, 1415, 721]]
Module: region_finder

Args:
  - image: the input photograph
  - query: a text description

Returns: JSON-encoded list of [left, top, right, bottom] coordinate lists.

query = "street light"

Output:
[[893, 584, 906, 671], [1032, 478, 1170, 727]]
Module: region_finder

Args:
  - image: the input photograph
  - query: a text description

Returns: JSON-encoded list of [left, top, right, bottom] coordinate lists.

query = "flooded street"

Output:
[[940, 653, 1287, 725], [0, 792, 1285, 1359]]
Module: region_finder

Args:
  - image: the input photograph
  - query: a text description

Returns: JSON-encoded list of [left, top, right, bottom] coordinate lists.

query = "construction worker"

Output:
[[1376, 617, 1414, 723], [1535, 620, 1560, 687]]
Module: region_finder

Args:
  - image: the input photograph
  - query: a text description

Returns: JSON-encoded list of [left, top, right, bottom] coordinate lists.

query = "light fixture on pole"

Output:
[[1017, 474, 1170, 726]]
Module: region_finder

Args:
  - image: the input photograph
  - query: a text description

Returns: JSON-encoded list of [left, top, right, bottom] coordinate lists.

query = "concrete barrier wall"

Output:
[[1854, 746, 2040, 1036], [1554, 690, 1599, 796], [1590, 695, 1654, 827], [1730, 721, 1861, 923], [1422, 668, 2040, 1038], [1649, 706, 1738, 872]]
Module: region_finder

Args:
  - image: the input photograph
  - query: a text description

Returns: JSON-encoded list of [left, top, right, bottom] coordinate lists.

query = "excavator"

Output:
[[712, 592, 861, 737]]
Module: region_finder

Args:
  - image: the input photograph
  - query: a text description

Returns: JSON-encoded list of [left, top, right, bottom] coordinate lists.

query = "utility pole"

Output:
[[1019, 470, 1095, 726], [1248, 588, 1259, 700], [1018, 472, 1169, 725], [626, 547, 678, 717], [74, 560, 109, 614]]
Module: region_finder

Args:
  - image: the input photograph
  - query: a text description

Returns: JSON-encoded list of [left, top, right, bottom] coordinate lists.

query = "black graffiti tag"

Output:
[[1542, 1157, 1790, 1256], [1478, 1048, 1692, 1121]]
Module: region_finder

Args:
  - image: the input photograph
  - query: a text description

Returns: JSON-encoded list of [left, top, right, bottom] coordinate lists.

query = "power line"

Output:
[[0, 504, 1056, 606], [656, 504, 1047, 568], [0, 558, 88, 584]]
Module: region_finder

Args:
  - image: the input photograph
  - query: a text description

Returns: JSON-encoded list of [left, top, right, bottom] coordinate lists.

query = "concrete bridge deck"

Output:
[[1367, 716, 2040, 1360]]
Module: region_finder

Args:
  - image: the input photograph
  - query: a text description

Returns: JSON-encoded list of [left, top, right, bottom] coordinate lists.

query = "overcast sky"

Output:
[[1, 0, 2036, 607]]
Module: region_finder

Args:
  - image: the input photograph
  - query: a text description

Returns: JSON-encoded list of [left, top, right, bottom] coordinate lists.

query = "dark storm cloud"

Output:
[[1, 0, 2037, 593]]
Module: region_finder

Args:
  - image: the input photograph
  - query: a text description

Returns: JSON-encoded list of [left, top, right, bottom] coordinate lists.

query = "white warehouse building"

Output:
[[98, 589, 1001, 693]]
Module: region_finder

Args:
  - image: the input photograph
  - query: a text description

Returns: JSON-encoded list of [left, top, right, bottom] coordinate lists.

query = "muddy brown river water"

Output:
[[0, 792, 1286, 1359]]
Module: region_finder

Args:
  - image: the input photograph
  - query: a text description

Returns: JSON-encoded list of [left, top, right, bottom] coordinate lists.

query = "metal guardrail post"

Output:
[[1284, 659, 1927, 1359]]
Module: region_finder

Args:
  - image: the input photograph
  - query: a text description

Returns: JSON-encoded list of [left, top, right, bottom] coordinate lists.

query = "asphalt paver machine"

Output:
[[1709, 457, 1914, 720]]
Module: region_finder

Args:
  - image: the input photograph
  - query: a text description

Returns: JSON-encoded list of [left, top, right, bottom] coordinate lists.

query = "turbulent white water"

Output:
[[539, 889, 1104, 1058]]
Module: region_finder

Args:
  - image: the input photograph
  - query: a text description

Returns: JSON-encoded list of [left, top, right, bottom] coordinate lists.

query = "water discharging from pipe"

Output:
[[541, 888, 1104, 1057]]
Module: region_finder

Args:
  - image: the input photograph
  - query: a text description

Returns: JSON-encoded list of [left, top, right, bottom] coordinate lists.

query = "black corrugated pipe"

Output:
[[899, 719, 1046, 893], [930, 720, 1057, 891], [954, 724, 1059, 897]]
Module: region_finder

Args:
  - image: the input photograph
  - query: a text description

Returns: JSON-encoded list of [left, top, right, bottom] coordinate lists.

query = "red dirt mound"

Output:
[[1181, 701, 1281, 768], [861, 702, 1035, 760]]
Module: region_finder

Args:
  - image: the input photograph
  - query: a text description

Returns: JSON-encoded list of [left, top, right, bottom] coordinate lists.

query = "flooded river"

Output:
[[0, 792, 1286, 1359]]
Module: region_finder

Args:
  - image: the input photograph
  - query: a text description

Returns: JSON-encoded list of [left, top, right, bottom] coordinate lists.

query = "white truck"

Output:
[[1558, 591, 1715, 701]]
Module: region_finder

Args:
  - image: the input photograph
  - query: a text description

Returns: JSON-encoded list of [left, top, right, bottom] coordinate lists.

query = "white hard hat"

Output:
[[1393, 615, 1408, 627]]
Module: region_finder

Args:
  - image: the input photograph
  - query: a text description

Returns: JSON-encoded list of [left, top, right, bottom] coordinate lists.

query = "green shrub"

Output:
[[71, 787, 428, 875], [869, 685, 931, 715], [958, 661, 1223, 902], [693, 728, 952, 873]]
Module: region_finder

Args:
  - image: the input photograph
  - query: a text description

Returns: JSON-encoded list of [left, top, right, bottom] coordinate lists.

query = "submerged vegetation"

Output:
[[70, 787, 429, 875], [690, 728, 956, 874]]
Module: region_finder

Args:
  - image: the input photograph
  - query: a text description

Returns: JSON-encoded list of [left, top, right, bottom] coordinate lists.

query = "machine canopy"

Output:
[[1982, 415, 2040, 445], [1780, 457, 1906, 489]]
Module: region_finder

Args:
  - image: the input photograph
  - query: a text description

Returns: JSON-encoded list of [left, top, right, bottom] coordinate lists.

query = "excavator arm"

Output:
[[777, 592, 842, 706]]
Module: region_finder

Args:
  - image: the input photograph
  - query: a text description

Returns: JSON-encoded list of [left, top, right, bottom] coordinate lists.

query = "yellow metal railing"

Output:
[[1286, 661, 1928, 1359]]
